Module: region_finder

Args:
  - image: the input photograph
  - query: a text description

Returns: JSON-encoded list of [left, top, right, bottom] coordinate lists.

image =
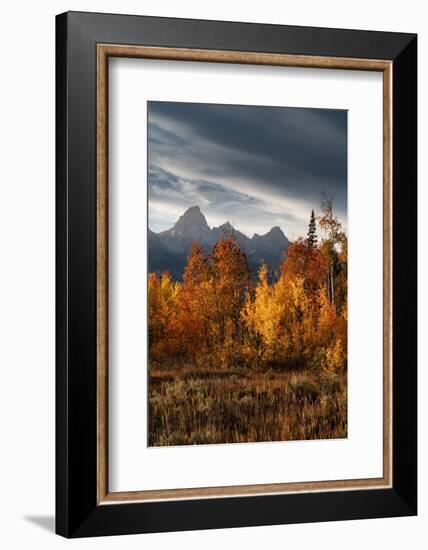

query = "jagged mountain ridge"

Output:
[[149, 205, 289, 280]]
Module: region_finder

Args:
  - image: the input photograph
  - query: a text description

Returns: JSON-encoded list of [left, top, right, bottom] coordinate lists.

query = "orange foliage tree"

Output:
[[148, 271, 178, 360], [210, 237, 251, 350], [165, 242, 213, 361], [148, 203, 347, 373]]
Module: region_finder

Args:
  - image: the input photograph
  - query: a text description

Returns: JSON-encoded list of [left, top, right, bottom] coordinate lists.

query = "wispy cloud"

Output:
[[148, 102, 347, 237]]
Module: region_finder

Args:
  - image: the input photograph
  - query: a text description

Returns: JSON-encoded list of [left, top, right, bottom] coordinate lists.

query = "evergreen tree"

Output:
[[307, 209, 317, 251]]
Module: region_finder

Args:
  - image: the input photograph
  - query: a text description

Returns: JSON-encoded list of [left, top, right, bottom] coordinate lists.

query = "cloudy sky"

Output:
[[148, 101, 347, 239]]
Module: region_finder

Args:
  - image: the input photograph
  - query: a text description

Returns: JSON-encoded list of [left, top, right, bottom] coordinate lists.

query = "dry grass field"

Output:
[[148, 364, 347, 446]]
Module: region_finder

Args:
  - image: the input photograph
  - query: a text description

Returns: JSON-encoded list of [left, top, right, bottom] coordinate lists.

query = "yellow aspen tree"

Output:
[[242, 264, 285, 367]]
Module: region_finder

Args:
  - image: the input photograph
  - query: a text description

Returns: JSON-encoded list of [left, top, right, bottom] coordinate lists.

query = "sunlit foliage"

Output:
[[149, 206, 347, 374], [148, 203, 348, 445]]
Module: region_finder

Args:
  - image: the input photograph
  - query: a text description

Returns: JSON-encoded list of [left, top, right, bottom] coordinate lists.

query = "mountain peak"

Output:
[[150, 206, 290, 280], [268, 226, 285, 236], [178, 205, 207, 224], [183, 205, 201, 215], [251, 226, 289, 251], [266, 226, 288, 244], [163, 205, 211, 242]]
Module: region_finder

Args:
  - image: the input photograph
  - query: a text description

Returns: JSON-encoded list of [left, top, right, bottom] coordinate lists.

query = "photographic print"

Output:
[[147, 101, 348, 447]]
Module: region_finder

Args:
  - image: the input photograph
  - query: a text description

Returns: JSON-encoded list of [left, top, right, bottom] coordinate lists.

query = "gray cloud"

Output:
[[148, 101, 347, 238]]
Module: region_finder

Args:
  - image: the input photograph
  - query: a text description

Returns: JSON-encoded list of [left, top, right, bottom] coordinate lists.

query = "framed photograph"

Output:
[[56, 11, 417, 537]]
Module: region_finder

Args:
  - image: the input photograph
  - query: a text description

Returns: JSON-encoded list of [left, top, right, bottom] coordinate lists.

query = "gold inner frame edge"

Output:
[[96, 44, 393, 505]]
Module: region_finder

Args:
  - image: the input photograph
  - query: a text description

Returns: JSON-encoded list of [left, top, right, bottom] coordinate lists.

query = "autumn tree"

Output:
[[280, 238, 308, 281], [281, 237, 327, 294], [148, 204, 347, 374], [182, 241, 209, 286], [316, 287, 347, 372], [165, 242, 214, 361], [148, 271, 178, 360], [318, 195, 346, 305], [210, 237, 251, 343], [334, 235, 348, 314], [242, 264, 286, 368]]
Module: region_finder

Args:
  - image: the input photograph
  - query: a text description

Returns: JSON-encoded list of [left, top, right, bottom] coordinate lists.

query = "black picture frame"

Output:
[[56, 11, 417, 538]]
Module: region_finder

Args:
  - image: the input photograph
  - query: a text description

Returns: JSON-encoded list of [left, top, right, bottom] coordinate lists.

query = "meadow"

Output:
[[149, 362, 347, 446]]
